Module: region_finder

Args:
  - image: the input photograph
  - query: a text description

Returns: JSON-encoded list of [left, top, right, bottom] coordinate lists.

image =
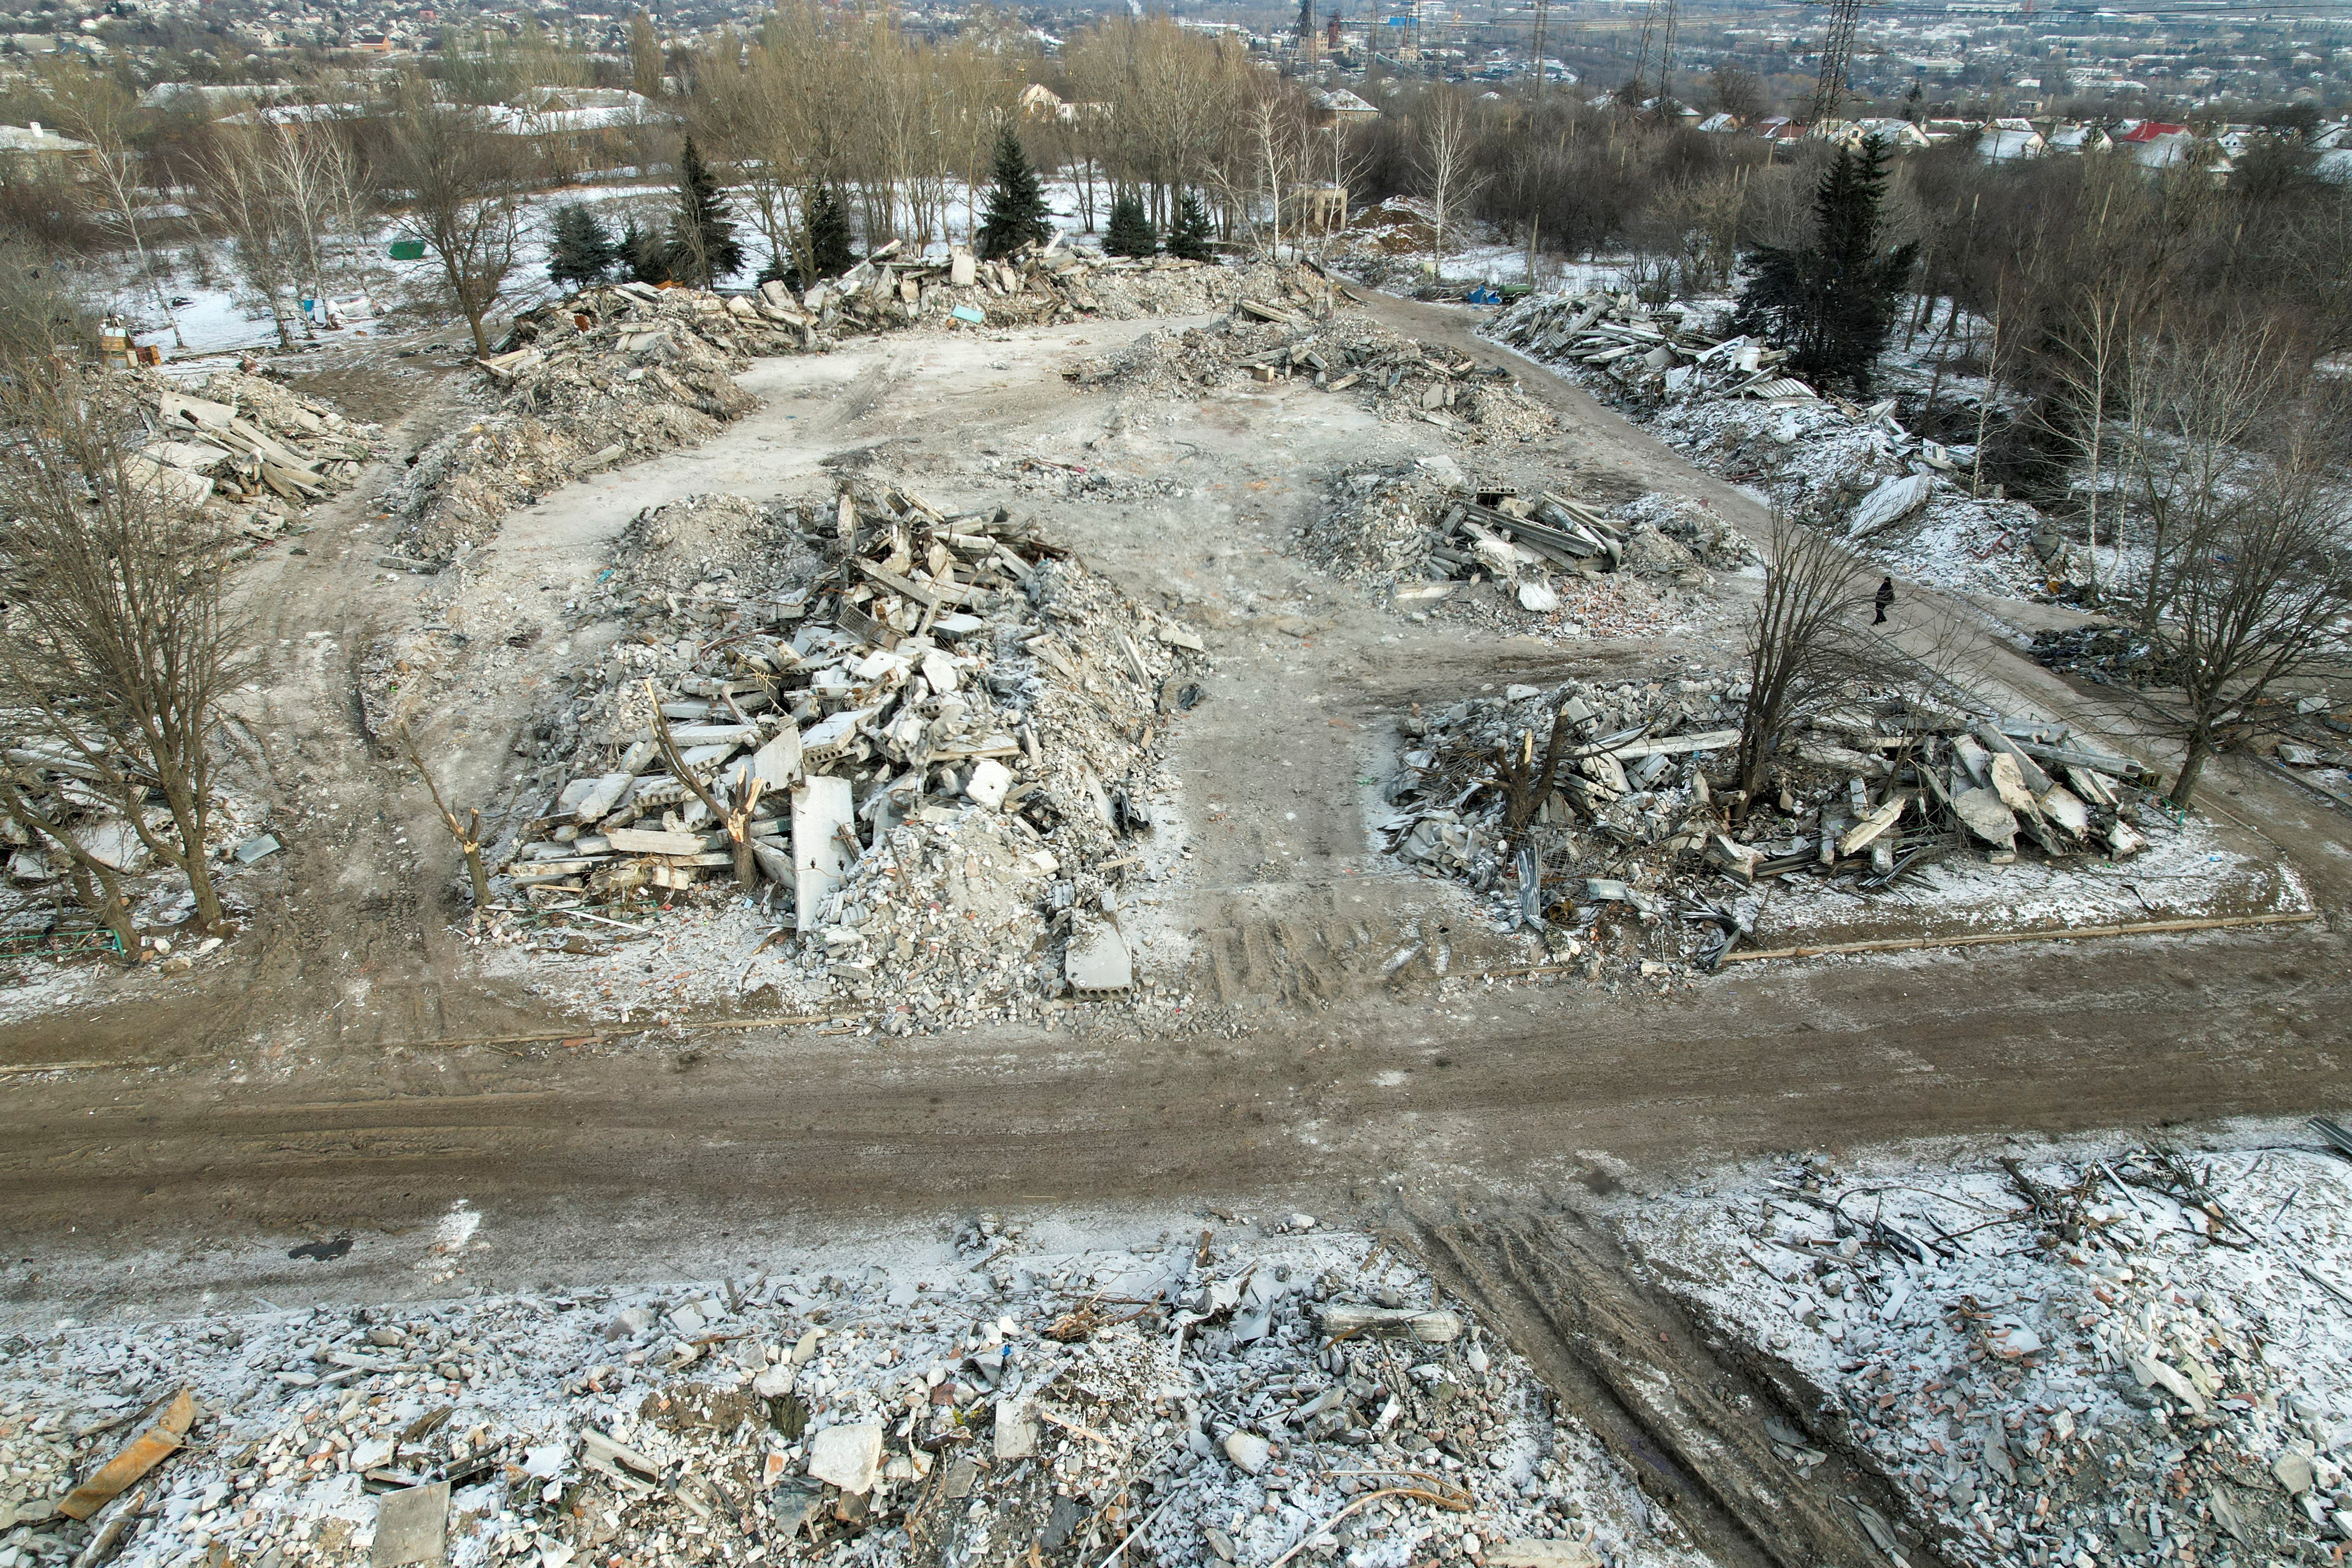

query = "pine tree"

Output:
[[669, 136, 744, 288], [804, 183, 854, 280], [976, 123, 1052, 261], [620, 220, 670, 285], [1166, 190, 1216, 261], [1103, 192, 1157, 258], [549, 203, 619, 292], [1731, 135, 1916, 394]]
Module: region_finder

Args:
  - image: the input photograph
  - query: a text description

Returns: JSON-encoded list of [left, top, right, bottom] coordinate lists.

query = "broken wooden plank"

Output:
[[59, 1388, 195, 1520]]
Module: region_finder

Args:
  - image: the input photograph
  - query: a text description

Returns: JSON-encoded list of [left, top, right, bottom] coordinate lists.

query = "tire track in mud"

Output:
[[1404, 1203, 1951, 1568]]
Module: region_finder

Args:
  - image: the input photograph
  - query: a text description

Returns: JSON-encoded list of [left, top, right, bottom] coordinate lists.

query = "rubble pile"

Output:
[[0, 727, 272, 961], [0, 1224, 1689, 1568], [460, 482, 1206, 1017], [1379, 680, 2178, 970], [1301, 466, 1720, 641], [388, 281, 768, 563], [127, 370, 380, 540], [386, 256, 1344, 565], [1073, 301, 1557, 446], [1486, 293, 2056, 596], [1618, 1133, 2352, 1568]]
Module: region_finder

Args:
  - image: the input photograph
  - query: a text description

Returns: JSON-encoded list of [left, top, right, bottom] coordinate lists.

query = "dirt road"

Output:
[[3, 923, 2343, 1321]]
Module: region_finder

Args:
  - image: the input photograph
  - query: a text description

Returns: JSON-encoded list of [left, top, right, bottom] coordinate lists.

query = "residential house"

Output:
[[0, 120, 95, 173], [1980, 125, 2044, 160], [1312, 88, 1380, 126], [2043, 122, 2110, 155]]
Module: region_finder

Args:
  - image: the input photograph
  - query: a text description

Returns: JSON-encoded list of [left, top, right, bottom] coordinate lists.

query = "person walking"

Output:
[[1874, 575, 1895, 625]]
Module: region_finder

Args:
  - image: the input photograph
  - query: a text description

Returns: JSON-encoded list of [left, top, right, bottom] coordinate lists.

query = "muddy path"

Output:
[[1408, 1203, 1948, 1568]]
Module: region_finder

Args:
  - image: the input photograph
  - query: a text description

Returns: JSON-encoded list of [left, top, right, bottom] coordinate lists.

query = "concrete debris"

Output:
[[1618, 1139, 2352, 1568], [0, 733, 270, 961], [388, 258, 1341, 567], [1070, 302, 1556, 446], [396, 482, 1205, 1025], [1381, 679, 2175, 975], [1485, 293, 2057, 598], [122, 369, 380, 546], [369, 1479, 449, 1568], [0, 1226, 1690, 1568], [1302, 470, 1725, 641], [387, 282, 767, 563]]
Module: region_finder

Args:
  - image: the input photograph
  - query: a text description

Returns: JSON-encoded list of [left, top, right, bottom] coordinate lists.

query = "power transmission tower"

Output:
[[1808, 0, 1864, 125], [1529, 0, 1548, 94], [1629, 0, 1678, 109]]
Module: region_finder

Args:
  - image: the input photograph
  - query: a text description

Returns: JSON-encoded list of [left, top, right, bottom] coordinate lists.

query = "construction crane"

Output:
[[1808, 0, 1867, 125]]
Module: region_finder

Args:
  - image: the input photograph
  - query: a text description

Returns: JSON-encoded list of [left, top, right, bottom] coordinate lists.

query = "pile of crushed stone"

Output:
[[1300, 463, 1731, 641], [1071, 302, 1557, 446], [0, 1220, 1697, 1568], [1486, 291, 2064, 598], [372, 482, 1209, 1027]]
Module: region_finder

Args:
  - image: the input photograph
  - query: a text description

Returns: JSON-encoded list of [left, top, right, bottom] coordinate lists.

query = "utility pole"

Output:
[[1809, 0, 1864, 125]]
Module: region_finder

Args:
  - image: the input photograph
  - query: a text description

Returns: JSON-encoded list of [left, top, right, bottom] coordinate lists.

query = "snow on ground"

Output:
[[1476, 287, 2076, 602], [1749, 802, 2309, 949], [1610, 1122, 2352, 1568], [0, 1219, 1696, 1568]]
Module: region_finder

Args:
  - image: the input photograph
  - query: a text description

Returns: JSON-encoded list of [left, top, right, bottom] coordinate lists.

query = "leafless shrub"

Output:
[[0, 358, 253, 933], [1734, 516, 1878, 815]]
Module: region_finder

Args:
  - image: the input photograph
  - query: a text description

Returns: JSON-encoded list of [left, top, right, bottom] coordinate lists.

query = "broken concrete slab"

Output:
[[1835, 793, 1908, 857], [992, 1402, 1036, 1462], [605, 828, 710, 857], [1974, 724, 2055, 794], [791, 777, 856, 932], [1065, 915, 1132, 993], [1986, 752, 2041, 815], [1222, 1430, 1271, 1474], [965, 757, 1012, 812], [1950, 787, 2018, 848], [371, 1480, 449, 1568]]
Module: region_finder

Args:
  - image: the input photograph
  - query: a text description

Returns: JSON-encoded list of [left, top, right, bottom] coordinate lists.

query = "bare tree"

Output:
[[2126, 424, 2350, 809], [1415, 91, 1488, 283], [2043, 283, 2133, 594], [189, 129, 306, 348], [38, 63, 182, 348], [645, 681, 765, 892], [2121, 318, 2296, 634], [397, 726, 493, 916], [1734, 517, 1875, 814], [376, 88, 528, 357], [0, 361, 252, 931]]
